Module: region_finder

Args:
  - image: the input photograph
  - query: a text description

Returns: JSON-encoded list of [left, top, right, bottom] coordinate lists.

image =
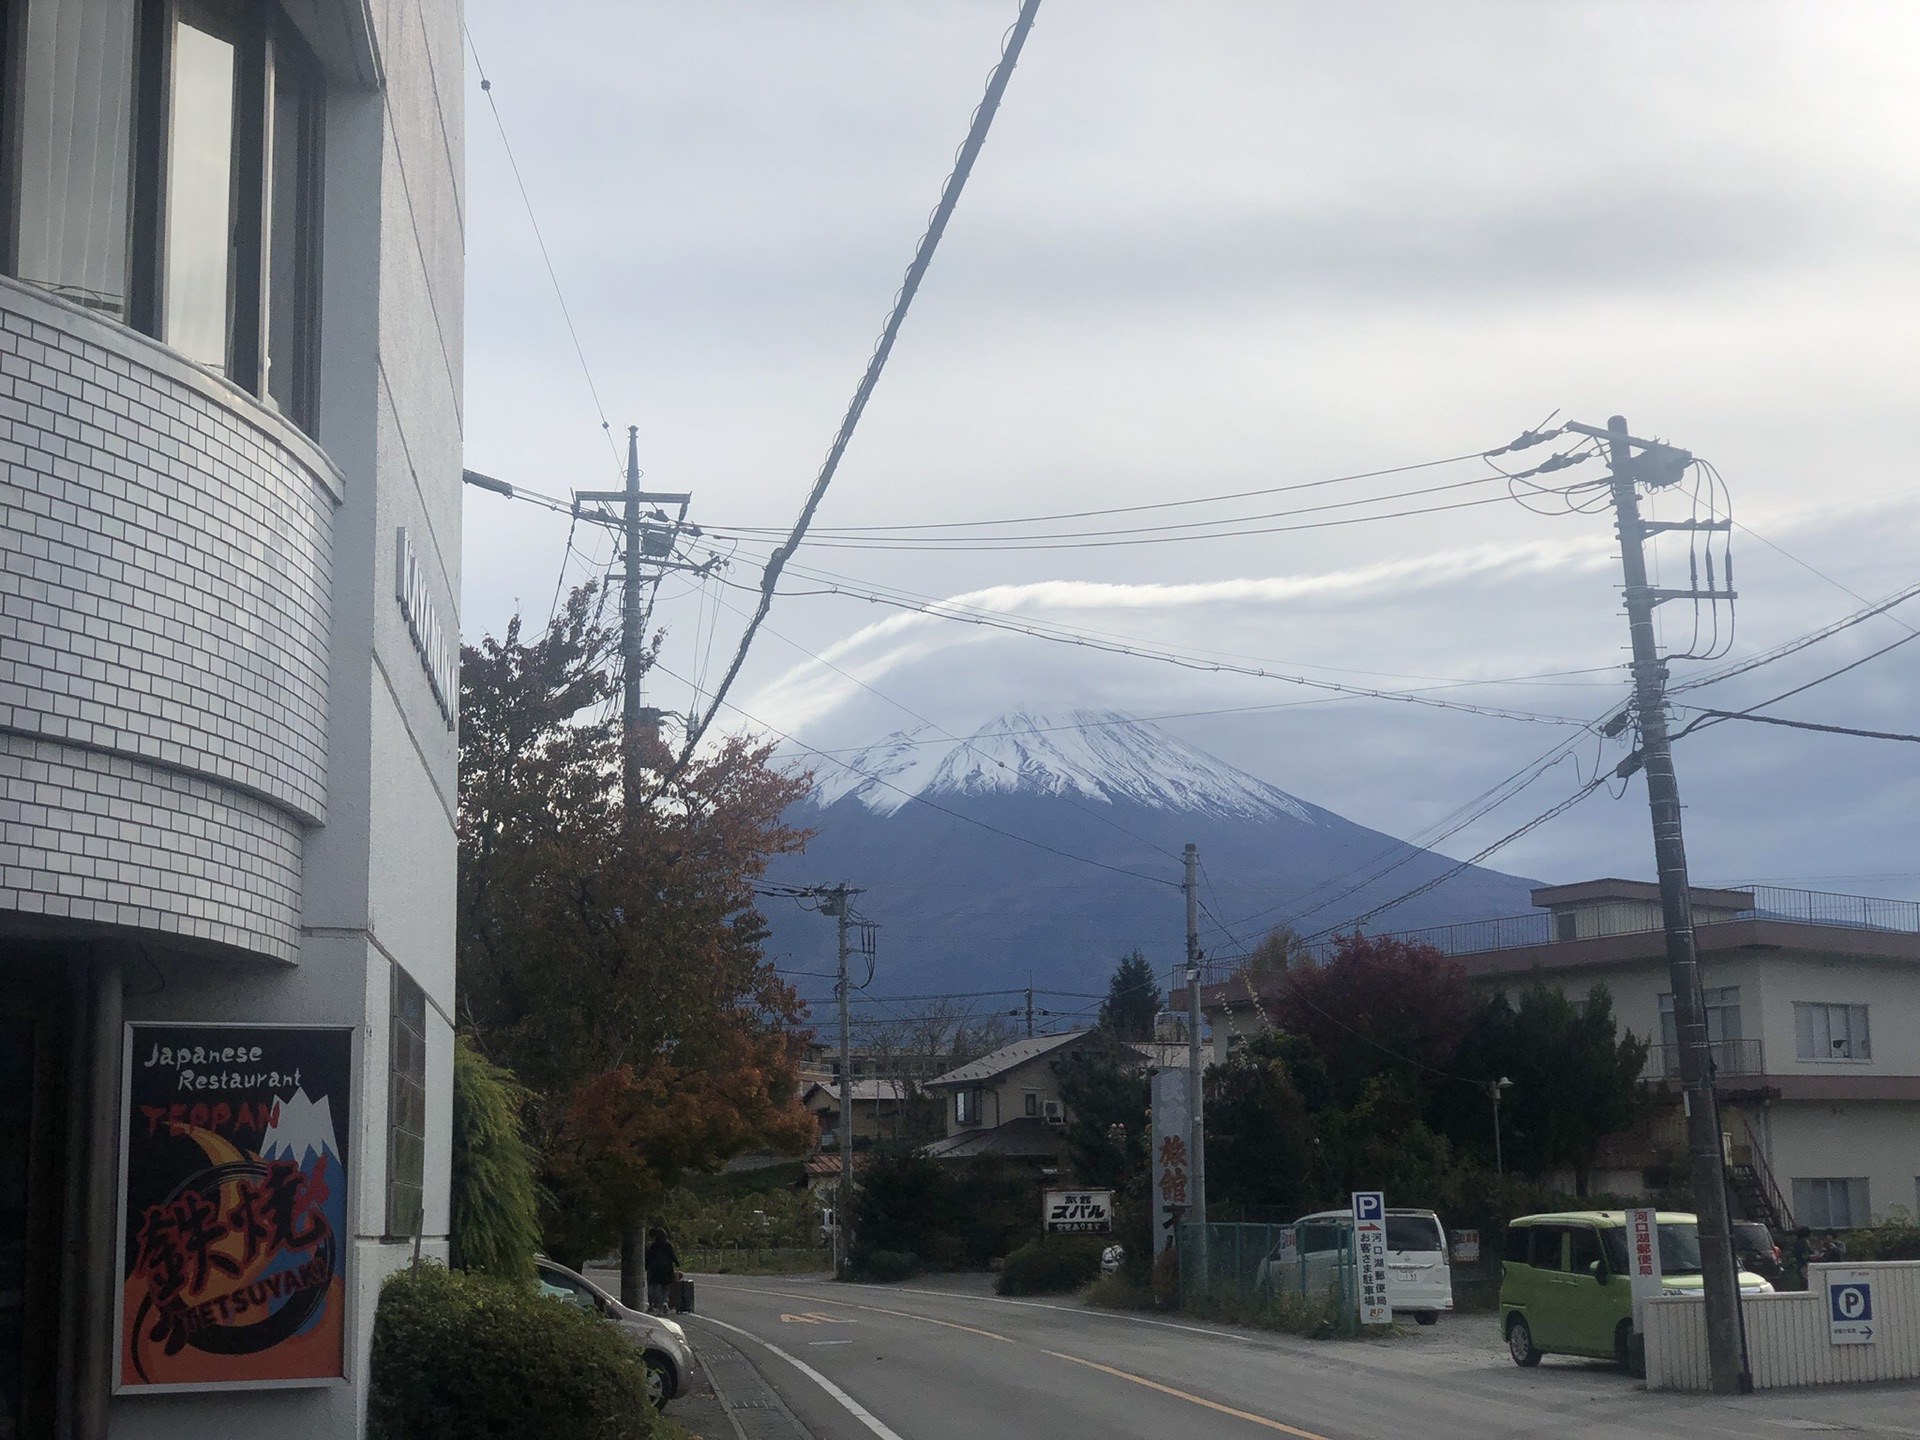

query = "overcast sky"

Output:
[[459, 1, 1920, 908]]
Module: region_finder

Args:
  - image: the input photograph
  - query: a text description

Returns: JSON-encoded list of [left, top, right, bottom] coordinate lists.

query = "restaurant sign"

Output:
[[116, 1024, 353, 1392]]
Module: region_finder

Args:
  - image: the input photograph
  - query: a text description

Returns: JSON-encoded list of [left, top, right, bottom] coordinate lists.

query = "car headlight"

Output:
[[655, 1318, 687, 1341]]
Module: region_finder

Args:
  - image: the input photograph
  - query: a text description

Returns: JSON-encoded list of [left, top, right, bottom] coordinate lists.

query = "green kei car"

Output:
[[1499, 1211, 1774, 1371]]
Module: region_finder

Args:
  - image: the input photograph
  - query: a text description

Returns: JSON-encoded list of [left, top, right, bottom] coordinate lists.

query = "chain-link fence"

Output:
[[1176, 1222, 1356, 1335]]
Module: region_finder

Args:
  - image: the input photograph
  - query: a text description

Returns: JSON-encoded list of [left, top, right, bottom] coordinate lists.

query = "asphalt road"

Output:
[[679, 1273, 1920, 1440]]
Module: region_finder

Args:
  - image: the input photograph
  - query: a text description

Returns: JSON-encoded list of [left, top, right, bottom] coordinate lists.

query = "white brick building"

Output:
[[0, 2, 462, 1435]]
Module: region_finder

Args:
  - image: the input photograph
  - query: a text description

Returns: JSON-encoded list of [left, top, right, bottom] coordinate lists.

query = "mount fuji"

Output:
[[761, 710, 1540, 1001]]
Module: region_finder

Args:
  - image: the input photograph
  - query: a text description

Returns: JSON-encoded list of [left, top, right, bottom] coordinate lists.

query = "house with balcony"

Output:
[[1203, 879, 1920, 1232]]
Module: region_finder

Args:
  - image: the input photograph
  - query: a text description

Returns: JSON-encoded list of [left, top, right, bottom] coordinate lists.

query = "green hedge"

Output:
[[450, 1042, 541, 1282], [995, 1235, 1104, 1296], [368, 1262, 657, 1440]]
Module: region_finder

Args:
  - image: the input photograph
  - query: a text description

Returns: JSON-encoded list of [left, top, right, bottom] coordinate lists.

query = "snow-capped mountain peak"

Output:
[[260, 1088, 341, 1167], [809, 710, 1312, 822]]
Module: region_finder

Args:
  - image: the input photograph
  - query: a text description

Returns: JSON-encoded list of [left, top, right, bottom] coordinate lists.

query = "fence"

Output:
[[1175, 1221, 1355, 1330], [1645, 1261, 1920, 1391]]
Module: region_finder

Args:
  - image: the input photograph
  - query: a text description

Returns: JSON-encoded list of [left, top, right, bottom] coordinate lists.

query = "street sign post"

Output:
[[1150, 1067, 1192, 1255], [1627, 1206, 1663, 1333], [1352, 1191, 1390, 1325], [1043, 1189, 1114, 1234], [1828, 1272, 1876, 1345]]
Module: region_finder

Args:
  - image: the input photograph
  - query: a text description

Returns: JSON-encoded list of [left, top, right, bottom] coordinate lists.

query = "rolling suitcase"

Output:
[[670, 1276, 695, 1314]]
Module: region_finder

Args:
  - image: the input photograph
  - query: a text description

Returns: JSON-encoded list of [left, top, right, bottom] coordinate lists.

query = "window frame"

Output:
[[5, 0, 321, 427], [1793, 1176, 1871, 1230], [1794, 1001, 1872, 1063], [954, 1087, 981, 1126], [385, 963, 429, 1242]]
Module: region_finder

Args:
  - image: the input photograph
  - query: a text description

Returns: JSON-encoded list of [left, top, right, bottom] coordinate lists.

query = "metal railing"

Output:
[[1208, 885, 1920, 989], [1650, 1037, 1765, 1080]]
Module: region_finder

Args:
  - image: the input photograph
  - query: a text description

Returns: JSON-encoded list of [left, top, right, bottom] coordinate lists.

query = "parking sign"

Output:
[[1828, 1271, 1876, 1345], [1351, 1192, 1389, 1325]]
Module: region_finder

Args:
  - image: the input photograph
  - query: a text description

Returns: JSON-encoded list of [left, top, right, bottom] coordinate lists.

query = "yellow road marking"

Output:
[[772, 1292, 1012, 1344], [1041, 1350, 1331, 1440]]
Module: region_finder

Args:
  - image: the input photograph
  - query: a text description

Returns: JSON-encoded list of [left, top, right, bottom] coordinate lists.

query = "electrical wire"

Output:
[[669, 0, 1043, 786], [463, 26, 622, 473]]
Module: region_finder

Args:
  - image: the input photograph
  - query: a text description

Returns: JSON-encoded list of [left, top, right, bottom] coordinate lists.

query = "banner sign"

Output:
[[1044, 1189, 1114, 1234], [1449, 1229, 1480, 1264], [1149, 1067, 1192, 1252], [1352, 1191, 1390, 1325], [116, 1024, 353, 1392], [1626, 1206, 1662, 1332]]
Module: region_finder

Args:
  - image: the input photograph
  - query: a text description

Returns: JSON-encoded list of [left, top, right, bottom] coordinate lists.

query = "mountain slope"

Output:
[[762, 710, 1538, 1001]]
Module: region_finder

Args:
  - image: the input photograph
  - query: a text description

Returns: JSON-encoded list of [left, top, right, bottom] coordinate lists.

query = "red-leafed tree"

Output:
[[1268, 932, 1481, 1108], [457, 584, 816, 1286]]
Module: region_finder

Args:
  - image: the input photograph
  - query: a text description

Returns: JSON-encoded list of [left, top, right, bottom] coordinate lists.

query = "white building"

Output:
[[1204, 880, 1920, 1232], [0, 1, 462, 1436]]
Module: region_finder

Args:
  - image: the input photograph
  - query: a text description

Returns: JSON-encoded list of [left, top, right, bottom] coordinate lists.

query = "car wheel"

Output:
[[1414, 1311, 1439, 1326], [642, 1351, 674, 1410], [1506, 1314, 1542, 1367], [1614, 1320, 1645, 1378]]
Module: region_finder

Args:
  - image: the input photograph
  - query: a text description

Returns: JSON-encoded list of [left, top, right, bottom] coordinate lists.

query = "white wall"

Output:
[[1766, 1102, 1920, 1227]]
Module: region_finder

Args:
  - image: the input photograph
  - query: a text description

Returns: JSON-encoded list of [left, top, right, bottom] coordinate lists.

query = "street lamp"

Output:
[[1489, 1077, 1514, 1176]]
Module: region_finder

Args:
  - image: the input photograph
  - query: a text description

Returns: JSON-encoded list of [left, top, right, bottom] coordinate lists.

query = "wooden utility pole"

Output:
[[1183, 843, 1207, 1279]]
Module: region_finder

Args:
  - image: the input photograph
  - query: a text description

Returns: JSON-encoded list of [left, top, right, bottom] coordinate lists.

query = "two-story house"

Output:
[[1205, 879, 1920, 1231], [922, 1031, 1091, 1164]]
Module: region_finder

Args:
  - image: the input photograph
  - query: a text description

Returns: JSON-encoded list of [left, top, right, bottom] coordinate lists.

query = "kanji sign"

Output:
[[1352, 1191, 1390, 1325], [1149, 1067, 1192, 1247], [1044, 1189, 1114, 1233], [1626, 1206, 1662, 1332], [116, 1024, 353, 1392], [1828, 1272, 1876, 1345]]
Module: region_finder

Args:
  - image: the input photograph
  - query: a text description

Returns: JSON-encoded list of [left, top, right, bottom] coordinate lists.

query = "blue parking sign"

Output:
[[1828, 1272, 1875, 1345], [1352, 1191, 1384, 1222]]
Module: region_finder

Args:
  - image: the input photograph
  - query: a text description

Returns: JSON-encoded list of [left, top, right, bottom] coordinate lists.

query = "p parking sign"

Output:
[[1351, 1191, 1389, 1326], [1828, 1271, 1875, 1345]]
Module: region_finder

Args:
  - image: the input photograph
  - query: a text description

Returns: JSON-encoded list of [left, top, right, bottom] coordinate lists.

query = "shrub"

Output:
[[1846, 1222, 1920, 1262], [451, 1042, 541, 1282], [367, 1262, 656, 1440], [995, 1235, 1103, 1296], [1085, 1269, 1154, 1311]]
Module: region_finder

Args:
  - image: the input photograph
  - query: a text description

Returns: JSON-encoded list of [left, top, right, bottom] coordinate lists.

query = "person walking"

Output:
[[644, 1227, 679, 1314]]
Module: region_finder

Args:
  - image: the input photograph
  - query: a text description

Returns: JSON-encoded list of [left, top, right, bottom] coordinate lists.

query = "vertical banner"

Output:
[[1352, 1190, 1390, 1325], [1626, 1206, 1662, 1333], [1149, 1067, 1191, 1254], [116, 1024, 353, 1392]]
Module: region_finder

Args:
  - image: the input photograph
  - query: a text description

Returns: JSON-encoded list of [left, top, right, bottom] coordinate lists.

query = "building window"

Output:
[[1554, 911, 1577, 942], [954, 1088, 981, 1125], [1795, 1003, 1870, 1062], [1023, 1091, 1039, 1118], [1793, 1177, 1870, 1230], [1658, 987, 1742, 1048], [386, 966, 428, 1240], [3, 0, 322, 428]]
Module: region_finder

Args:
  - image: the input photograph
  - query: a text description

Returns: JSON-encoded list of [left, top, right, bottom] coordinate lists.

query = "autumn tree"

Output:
[[1098, 950, 1162, 1041], [1268, 932, 1480, 1109], [457, 585, 816, 1288]]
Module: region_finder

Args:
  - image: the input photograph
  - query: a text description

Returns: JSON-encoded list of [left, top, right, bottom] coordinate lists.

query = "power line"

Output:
[[462, 26, 621, 472], [671, 0, 1043, 783], [1670, 577, 1920, 696], [1679, 711, 1920, 745]]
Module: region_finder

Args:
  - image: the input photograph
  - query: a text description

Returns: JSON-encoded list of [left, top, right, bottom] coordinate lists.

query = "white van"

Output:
[[1257, 1208, 1454, 1324]]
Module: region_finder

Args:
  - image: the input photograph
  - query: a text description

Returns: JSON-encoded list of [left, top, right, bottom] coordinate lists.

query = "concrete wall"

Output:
[[1646, 1262, 1920, 1391], [1764, 1102, 1920, 1227]]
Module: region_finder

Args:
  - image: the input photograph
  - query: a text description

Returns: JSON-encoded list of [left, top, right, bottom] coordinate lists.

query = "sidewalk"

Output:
[[673, 1315, 817, 1440]]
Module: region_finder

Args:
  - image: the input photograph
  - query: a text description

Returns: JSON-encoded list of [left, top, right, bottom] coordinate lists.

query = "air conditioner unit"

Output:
[[1043, 1101, 1064, 1125]]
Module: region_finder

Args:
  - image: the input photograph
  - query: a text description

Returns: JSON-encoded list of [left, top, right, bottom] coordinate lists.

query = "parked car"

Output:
[[1730, 1220, 1784, 1285], [534, 1256, 692, 1410], [1255, 1208, 1454, 1324], [1499, 1211, 1775, 1373]]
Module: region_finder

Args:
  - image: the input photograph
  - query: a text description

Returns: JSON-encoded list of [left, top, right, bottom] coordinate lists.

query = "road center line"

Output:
[[720, 1283, 1326, 1439], [693, 1314, 907, 1440], [1041, 1350, 1331, 1440]]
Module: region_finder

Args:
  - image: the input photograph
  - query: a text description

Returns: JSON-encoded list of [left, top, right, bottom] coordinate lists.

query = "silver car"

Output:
[[534, 1257, 692, 1410]]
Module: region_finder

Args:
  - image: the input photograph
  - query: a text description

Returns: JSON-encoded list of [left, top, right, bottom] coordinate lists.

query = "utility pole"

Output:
[[816, 883, 864, 1279], [575, 426, 700, 783], [1183, 844, 1207, 1267], [1025, 984, 1035, 1038], [1572, 413, 1748, 1394]]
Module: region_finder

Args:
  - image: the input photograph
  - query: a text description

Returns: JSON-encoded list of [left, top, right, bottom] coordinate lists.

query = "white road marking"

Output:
[[695, 1313, 907, 1440]]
